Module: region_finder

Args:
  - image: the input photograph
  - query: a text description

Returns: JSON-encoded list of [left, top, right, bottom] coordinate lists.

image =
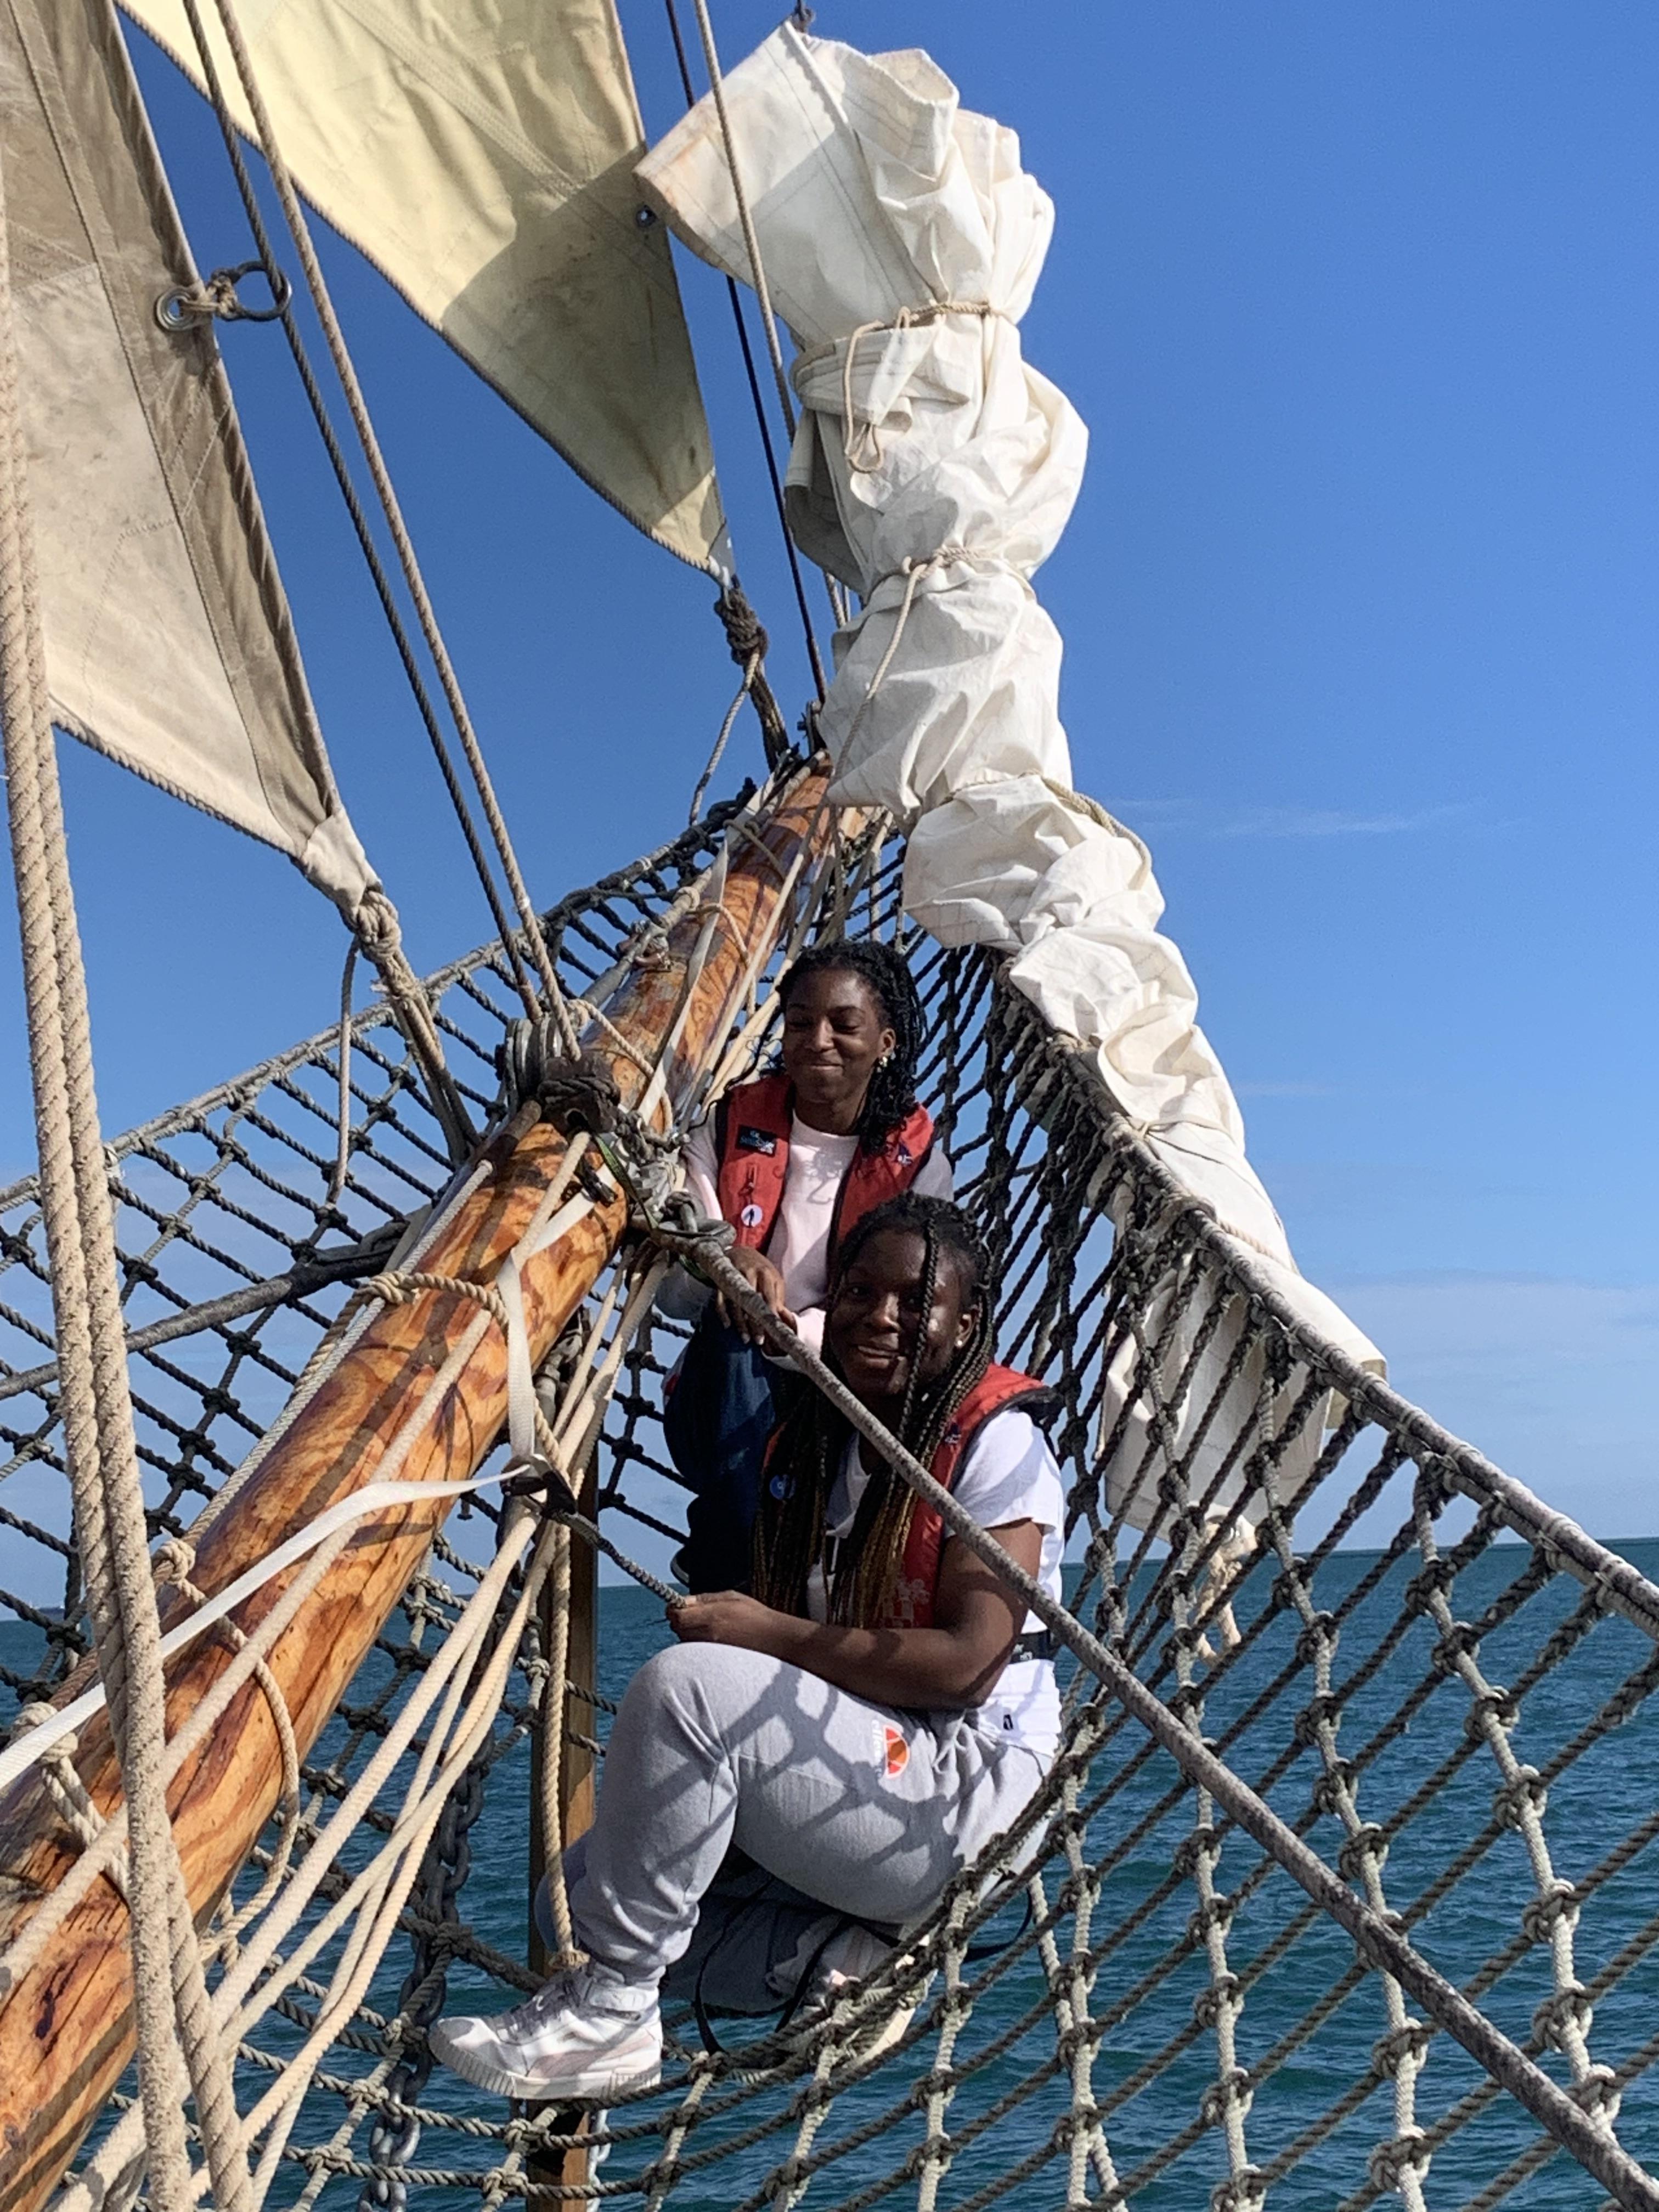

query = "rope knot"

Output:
[[1521, 1878, 1579, 1943], [153, 1536, 200, 1590], [1429, 1618, 1481, 1674], [1493, 1765, 1548, 1830], [1336, 1824, 1390, 1882], [1191, 1973, 1242, 2029], [1367, 2130, 1430, 2192], [1372, 2019, 1432, 2075], [1464, 1684, 1519, 1739], [497, 1027, 621, 1136], [1293, 1610, 1337, 1667], [1292, 1691, 1342, 1747], [714, 579, 768, 666], [1198, 2065, 1254, 2129], [1532, 1980, 1594, 2051], [1208, 2169, 1267, 2212]]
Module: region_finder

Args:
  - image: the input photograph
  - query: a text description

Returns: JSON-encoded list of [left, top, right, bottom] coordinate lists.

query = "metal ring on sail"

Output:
[[154, 257, 292, 329]]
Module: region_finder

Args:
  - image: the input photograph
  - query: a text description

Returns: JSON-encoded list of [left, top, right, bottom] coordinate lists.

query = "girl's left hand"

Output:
[[670, 1590, 780, 1651]]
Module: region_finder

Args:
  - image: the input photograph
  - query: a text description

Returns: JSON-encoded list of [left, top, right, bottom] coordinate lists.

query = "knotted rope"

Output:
[[808, 300, 1008, 474]]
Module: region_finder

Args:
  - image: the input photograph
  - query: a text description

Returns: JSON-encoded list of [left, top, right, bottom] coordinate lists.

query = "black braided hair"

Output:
[[752, 1194, 996, 1628], [774, 938, 926, 1152]]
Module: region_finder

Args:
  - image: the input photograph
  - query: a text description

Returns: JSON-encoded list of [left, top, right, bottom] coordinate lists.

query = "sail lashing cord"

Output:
[[174, 0, 580, 1062], [0, 150, 255, 2212], [8, 797, 1659, 2207]]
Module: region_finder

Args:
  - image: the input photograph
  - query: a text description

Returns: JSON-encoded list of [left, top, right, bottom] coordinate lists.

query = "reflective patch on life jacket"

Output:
[[736, 1126, 778, 1154]]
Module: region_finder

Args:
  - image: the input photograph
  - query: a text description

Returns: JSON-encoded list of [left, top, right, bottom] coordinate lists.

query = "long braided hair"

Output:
[[774, 938, 926, 1151], [752, 1195, 996, 1627]]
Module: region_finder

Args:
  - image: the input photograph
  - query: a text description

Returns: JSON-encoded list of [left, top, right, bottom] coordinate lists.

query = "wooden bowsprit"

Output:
[[0, 762, 836, 2212]]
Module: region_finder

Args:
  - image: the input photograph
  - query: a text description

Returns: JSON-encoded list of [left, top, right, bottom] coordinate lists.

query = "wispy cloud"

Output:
[[1215, 803, 1470, 840], [1099, 799, 1477, 842]]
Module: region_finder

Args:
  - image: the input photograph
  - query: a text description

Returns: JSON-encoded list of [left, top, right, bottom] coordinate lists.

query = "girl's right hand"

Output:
[[718, 1245, 792, 1345]]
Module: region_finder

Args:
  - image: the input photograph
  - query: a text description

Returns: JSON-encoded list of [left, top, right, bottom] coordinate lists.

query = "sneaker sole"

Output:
[[429, 2023, 661, 2104]]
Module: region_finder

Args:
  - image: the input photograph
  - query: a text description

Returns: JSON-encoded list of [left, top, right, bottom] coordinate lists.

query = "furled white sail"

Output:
[[123, 0, 727, 574], [1, 0, 374, 910], [640, 26, 1383, 1494]]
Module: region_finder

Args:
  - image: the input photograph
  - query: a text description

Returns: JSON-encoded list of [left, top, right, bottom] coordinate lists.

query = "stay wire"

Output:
[[173, 0, 549, 1027], [661, 0, 827, 702]]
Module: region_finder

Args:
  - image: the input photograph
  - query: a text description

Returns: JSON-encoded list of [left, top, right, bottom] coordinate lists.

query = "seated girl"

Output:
[[661, 936, 950, 1594], [431, 1194, 1066, 2103]]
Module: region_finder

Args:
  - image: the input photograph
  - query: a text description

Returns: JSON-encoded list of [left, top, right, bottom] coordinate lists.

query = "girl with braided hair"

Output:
[[434, 1196, 1065, 2106], [661, 936, 951, 1593]]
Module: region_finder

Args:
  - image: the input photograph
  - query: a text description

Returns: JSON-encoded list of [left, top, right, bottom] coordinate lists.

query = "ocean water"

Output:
[[5, 1543, 1659, 2210]]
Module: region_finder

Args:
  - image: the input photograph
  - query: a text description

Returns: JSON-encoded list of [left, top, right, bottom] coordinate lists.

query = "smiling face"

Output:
[[780, 966, 896, 1135], [827, 1227, 979, 1417]]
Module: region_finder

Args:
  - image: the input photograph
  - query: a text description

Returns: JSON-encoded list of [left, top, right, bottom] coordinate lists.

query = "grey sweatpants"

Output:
[[568, 1641, 1046, 1988]]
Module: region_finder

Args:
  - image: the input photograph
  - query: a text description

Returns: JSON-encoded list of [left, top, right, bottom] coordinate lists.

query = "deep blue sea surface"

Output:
[[6, 1543, 1659, 2209]]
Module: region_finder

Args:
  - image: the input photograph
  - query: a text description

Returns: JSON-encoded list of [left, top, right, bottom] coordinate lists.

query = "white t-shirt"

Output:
[[666, 1107, 952, 1355], [805, 1407, 1065, 1760]]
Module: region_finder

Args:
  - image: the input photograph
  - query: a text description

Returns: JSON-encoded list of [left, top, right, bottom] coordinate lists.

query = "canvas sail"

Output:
[[1, 0, 374, 910], [122, 0, 728, 574], [640, 27, 1384, 1499]]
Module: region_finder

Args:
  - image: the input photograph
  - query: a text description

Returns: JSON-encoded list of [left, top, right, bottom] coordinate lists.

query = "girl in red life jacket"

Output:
[[661, 939, 951, 1593], [432, 1195, 1065, 2108]]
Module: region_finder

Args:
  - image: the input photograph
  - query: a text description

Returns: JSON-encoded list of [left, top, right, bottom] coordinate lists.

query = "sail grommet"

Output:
[[155, 260, 292, 332]]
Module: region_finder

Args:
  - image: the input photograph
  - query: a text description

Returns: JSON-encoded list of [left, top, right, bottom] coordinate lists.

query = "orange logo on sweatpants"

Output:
[[882, 1725, 909, 1777]]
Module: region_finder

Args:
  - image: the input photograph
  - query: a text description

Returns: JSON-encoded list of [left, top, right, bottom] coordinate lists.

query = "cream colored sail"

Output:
[[123, 0, 727, 573], [1, 0, 374, 909]]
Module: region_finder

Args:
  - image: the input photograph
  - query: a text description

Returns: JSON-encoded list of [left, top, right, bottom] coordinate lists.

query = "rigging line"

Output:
[[686, 0, 793, 436], [189, 0, 583, 1054], [661, 0, 827, 702], [171, 0, 537, 1022], [684, 0, 849, 653]]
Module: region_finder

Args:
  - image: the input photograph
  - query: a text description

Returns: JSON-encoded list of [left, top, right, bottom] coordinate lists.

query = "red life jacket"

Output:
[[877, 1363, 1053, 1630], [714, 1071, 935, 1266], [761, 1362, 1052, 1630]]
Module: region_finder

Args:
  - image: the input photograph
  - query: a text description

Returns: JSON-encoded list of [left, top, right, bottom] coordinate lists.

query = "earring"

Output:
[[878, 1052, 893, 1067]]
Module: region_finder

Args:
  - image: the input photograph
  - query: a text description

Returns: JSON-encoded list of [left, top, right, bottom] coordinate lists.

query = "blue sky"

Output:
[[2, 4, 1655, 1534]]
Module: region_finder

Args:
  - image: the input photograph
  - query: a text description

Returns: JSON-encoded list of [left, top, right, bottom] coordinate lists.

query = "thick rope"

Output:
[[0, 147, 252, 2212]]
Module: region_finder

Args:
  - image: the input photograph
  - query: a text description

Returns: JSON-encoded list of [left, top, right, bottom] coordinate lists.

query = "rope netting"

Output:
[[3, 781, 1659, 2212]]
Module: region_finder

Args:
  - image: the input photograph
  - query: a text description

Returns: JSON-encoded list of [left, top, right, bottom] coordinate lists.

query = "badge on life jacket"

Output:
[[736, 1126, 778, 1155]]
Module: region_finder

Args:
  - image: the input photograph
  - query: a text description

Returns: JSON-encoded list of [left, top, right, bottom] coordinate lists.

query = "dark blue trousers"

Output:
[[662, 1307, 792, 1593]]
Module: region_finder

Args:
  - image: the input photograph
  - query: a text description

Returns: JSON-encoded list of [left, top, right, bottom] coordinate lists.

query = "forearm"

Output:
[[743, 1609, 1003, 1710]]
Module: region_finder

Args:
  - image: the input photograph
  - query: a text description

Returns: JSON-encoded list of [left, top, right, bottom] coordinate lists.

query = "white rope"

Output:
[[0, 139, 252, 2212], [690, 651, 758, 825], [809, 301, 1006, 474]]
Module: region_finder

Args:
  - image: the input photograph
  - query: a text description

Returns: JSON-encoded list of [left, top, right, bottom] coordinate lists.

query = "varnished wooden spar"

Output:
[[0, 764, 833, 2211]]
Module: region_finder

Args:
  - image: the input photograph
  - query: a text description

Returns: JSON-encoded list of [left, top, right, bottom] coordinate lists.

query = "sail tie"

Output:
[[792, 301, 1010, 475]]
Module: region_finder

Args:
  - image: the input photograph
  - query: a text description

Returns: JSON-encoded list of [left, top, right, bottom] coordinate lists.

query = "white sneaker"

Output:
[[431, 1966, 662, 2102], [793, 1927, 916, 2061]]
